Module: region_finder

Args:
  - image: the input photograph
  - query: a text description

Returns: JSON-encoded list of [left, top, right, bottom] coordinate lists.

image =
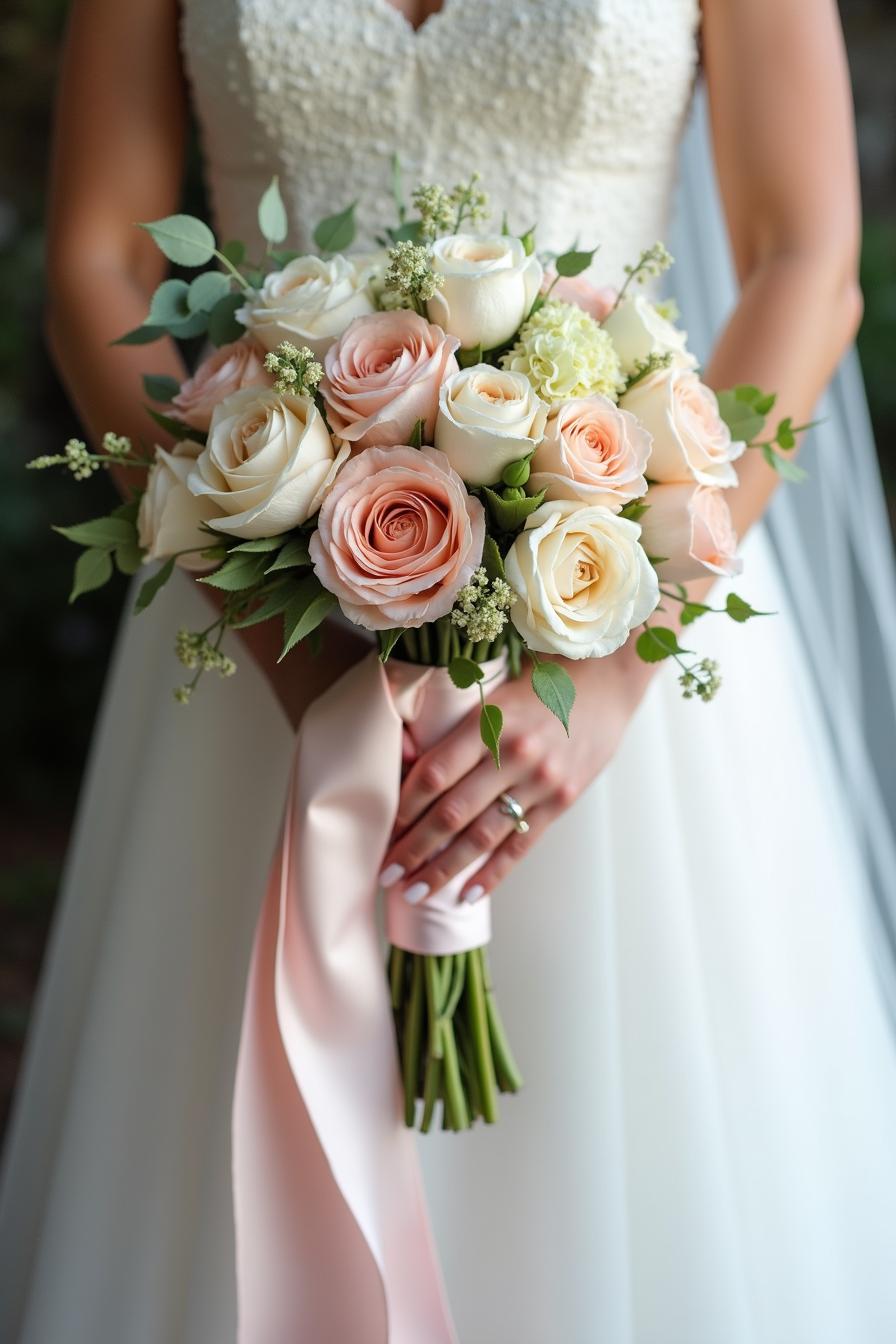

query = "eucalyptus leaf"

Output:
[[220, 239, 246, 267], [143, 374, 181, 404], [168, 310, 210, 341], [187, 270, 231, 314], [554, 246, 598, 278], [479, 702, 503, 769], [112, 323, 166, 346], [448, 656, 484, 690], [258, 176, 289, 245], [54, 516, 136, 548], [775, 416, 796, 451], [69, 547, 113, 603], [313, 201, 357, 253], [140, 214, 217, 267], [207, 293, 245, 346], [134, 556, 175, 612], [148, 279, 191, 325], [481, 485, 546, 532], [530, 661, 575, 734]]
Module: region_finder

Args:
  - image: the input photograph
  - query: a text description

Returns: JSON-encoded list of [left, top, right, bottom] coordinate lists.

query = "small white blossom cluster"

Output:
[[679, 657, 721, 703], [174, 628, 237, 704], [101, 431, 133, 461], [385, 241, 444, 305], [450, 566, 514, 643], [624, 241, 673, 287], [411, 183, 456, 241], [27, 438, 99, 481], [263, 341, 323, 396]]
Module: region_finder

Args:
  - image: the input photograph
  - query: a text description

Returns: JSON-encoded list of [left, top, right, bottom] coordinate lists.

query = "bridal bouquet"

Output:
[[30, 169, 806, 1131]]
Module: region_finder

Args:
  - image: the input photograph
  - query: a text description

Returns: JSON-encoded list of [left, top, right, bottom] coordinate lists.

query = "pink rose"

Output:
[[309, 445, 485, 630], [621, 367, 745, 487], [638, 482, 743, 582], [170, 338, 271, 432], [320, 311, 459, 451], [543, 274, 617, 323], [529, 395, 650, 511]]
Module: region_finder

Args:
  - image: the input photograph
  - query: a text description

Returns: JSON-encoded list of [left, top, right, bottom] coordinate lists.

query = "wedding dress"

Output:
[[4, 2, 896, 1341]]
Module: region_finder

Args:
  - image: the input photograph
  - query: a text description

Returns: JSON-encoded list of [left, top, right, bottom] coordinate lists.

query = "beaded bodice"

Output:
[[180, 0, 700, 286]]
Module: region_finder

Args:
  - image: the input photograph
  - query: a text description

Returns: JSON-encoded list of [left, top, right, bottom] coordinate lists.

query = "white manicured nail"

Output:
[[379, 863, 405, 889], [464, 884, 486, 905], [404, 882, 430, 905]]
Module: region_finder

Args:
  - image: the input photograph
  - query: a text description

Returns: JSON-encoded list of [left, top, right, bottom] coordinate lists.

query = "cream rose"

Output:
[[137, 441, 220, 572], [434, 364, 548, 486], [601, 295, 696, 377], [321, 310, 459, 451], [169, 337, 271, 432], [638, 482, 743, 582], [427, 234, 543, 351], [309, 445, 485, 630], [529, 395, 651, 510], [505, 499, 659, 659], [621, 367, 745, 488], [188, 387, 347, 539], [235, 254, 375, 359]]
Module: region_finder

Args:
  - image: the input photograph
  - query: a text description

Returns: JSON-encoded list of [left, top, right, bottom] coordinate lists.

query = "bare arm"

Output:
[[381, 0, 865, 903], [45, 0, 367, 726]]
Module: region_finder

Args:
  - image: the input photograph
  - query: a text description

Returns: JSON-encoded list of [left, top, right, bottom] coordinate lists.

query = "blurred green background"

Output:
[[1, 0, 894, 1129]]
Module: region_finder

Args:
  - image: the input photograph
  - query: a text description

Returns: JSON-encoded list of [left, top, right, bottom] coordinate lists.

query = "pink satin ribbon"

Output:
[[232, 650, 504, 1342]]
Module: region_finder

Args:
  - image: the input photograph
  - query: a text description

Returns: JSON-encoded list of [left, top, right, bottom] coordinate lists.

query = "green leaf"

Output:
[[167, 310, 210, 341], [146, 409, 205, 443], [635, 626, 689, 662], [519, 227, 536, 256], [220, 239, 246, 267], [775, 416, 796, 451], [258, 176, 289, 244], [143, 374, 180, 404], [54, 516, 136, 548], [139, 214, 217, 267], [409, 418, 425, 449], [148, 278, 191, 325], [457, 343, 483, 370], [111, 497, 141, 526], [198, 552, 268, 591], [773, 455, 808, 484], [481, 485, 546, 532], [388, 219, 424, 245], [448, 656, 484, 690], [554, 246, 598, 278], [187, 270, 231, 314], [134, 555, 176, 612], [479, 702, 504, 769], [378, 629, 404, 662], [279, 578, 338, 660], [265, 535, 311, 572], [112, 323, 166, 346], [725, 593, 771, 623], [619, 500, 649, 522], [530, 661, 576, 735], [313, 201, 357, 253], [755, 392, 777, 417], [229, 583, 295, 629], [207, 292, 245, 346], [716, 386, 768, 445], [391, 152, 405, 223], [69, 547, 113, 602], [229, 534, 291, 553], [268, 249, 301, 268], [680, 601, 711, 625], [481, 534, 506, 583], [115, 541, 144, 575]]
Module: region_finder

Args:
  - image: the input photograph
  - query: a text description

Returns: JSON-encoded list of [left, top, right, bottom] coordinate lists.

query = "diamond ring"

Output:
[[498, 792, 530, 834]]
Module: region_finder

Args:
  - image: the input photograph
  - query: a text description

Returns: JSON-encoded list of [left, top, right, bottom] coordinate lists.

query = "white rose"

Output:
[[505, 499, 659, 659], [601, 295, 696, 377], [434, 364, 548, 486], [235, 254, 376, 359], [137, 441, 220, 572], [427, 234, 543, 351], [621, 367, 745, 488], [189, 387, 349, 539]]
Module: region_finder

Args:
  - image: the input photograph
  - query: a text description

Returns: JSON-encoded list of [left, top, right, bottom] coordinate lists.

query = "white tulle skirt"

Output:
[[4, 518, 896, 1344]]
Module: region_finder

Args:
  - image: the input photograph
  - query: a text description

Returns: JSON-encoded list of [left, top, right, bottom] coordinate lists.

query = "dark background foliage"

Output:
[[0, 0, 894, 1128]]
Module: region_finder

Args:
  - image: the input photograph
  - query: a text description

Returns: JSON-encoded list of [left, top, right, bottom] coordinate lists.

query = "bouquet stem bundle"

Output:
[[388, 944, 523, 1131]]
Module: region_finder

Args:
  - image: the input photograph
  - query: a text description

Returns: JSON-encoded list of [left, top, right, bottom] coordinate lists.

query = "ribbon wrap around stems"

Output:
[[233, 649, 505, 1343]]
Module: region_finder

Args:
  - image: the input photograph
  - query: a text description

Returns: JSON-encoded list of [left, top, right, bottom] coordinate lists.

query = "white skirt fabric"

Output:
[[3, 522, 896, 1343]]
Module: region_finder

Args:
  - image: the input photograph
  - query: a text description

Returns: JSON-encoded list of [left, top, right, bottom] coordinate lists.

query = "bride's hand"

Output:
[[379, 646, 652, 905]]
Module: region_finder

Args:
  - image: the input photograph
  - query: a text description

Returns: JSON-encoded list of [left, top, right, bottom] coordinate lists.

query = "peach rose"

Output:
[[320, 311, 459, 452], [137, 440, 220, 572], [170, 338, 271, 432], [529, 395, 651, 510], [638, 482, 743, 582], [621, 367, 745, 488], [545, 274, 617, 322], [309, 445, 485, 630]]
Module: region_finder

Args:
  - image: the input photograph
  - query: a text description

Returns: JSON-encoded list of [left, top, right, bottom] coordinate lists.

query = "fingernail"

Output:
[[464, 884, 486, 905], [404, 882, 430, 905], [379, 863, 405, 889]]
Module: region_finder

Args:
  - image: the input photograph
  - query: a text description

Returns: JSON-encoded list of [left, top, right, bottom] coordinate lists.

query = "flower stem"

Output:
[[466, 947, 499, 1123], [389, 945, 406, 1010], [402, 957, 424, 1127]]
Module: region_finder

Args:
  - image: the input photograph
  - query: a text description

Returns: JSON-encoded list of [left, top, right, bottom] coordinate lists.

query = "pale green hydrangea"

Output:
[[500, 301, 624, 403]]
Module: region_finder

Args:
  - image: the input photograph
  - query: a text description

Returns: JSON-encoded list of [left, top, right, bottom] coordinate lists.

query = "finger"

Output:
[[459, 797, 566, 903], [381, 736, 540, 881], [393, 713, 486, 835], [391, 778, 547, 903]]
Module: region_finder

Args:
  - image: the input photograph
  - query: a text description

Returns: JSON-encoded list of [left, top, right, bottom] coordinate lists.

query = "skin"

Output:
[[47, 0, 863, 904]]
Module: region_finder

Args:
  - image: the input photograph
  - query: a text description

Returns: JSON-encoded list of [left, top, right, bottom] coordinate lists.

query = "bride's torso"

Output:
[[180, 0, 700, 285]]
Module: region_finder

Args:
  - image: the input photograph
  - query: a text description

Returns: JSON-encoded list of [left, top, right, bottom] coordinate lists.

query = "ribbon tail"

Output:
[[232, 651, 458, 1344]]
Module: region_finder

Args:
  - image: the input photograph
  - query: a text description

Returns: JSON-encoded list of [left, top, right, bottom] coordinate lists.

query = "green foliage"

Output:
[[220, 239, 246, 268], [143, 374, 180, 404], [479, 702, 503, 769], [619, 499, 649, 522], [54, 516, 135, 548], [279, 577, 337, 660], [716, 384, 772, 444], [228, 582, 294, 629], [554, 246, 598, 278], [448, 656, 484, 689], [113, 323, 166, 346], [134, 556, 176, 612], [680, 601, 711, 625], [530, 660, 575, 734], [409, 418, 425, 449], [146, 409, 204, 443], [208, 293, 245, 346], [724, 593, 770, 623], [313, 201, 357, 253], [378, 629, 404, 662], [501, 454, 531, 488], [457, 344, 483, 369], [481, 534, 506, 583], [481, 485, 546, 531], [264, 535, 311, 572], [139, 214, 217, 267], [187, 270, 231, 314], [69, 546, 112, 602], [198, 551, 269, 591], [258, 177, 289, 245], [635, 626, 689, 662]]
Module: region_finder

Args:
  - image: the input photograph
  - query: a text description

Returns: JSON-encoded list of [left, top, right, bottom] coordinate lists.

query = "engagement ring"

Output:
[[498, 792, 530, 834]]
